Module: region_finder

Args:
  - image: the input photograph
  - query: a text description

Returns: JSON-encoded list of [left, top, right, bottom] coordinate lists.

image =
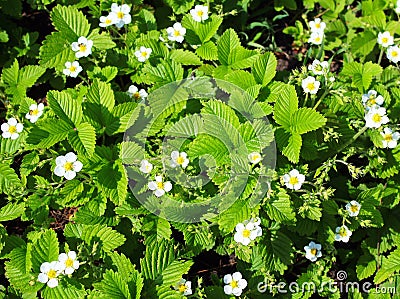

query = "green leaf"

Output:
[[224, 70, 257, 90], [142, 215, 172, 241], [0, 203, 25, 221], [87, 28, 116, 50], [106, 102, 140, 135], [1, 59, 19, 85], [95, 160, 128, 205], [42, 279, 87, 299], [374, 248, 400, 284], [290, 108, 326, 134], [356, 254, 377, 280], [170, 49, 202, 65], [39, 32, 75, 69], [31, 230, 59, 272], [196, 41, 218, 60], [68, 122, 96, 157], [252, 52, 277, 86], [228, 46, 259, 69], [182, 15, 222, 43], [218, 29, 241, 65], [51, 5, 90, 41], [144, 60, 184, 86], [26, 119, 71, 149], [120, 141, 145, 165], [95, 270, 131, 299], [218, 200, 251, 234], [0, 163, 22, 195], [282, 132, 302, 164], [273, 84, 298, 128], [20, 152, 40, 176], [65, 223, 126, 252], [265, 191, 296, 222], [47, 90, 82, 127], [18, 65, 46, 88]]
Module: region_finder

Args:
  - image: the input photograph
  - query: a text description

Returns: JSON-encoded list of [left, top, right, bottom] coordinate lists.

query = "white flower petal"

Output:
[[65, 152, 77, 162], [64, 170, 77, 180], [54, 166, 66, 177]]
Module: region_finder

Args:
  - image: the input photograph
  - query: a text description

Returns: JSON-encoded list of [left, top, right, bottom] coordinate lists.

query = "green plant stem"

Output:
[[313, 89, 329, 109], [377, 47, 384, 65], [335, 126, 368, 155], [303, 93, 309, 107]]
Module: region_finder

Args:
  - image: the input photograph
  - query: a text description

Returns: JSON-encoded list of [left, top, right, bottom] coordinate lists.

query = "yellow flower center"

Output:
[[141, 51, 148, 57], [252, 154, 260, 162], [106, 18, 112, 24], [230, 280, 239, 288], [176, 156, 185, 165], [350, 205, 359, 213], [382, 37, 388, 44], [368, 99, 376, 105], [310, 248, 317, 256], [197, 10, 204, 17], [384, 134, 393, 141], [8, 126, 17, 133], [30, 109, 39, 116], [133, 92, 140, 99], [372, 113, 382, 123], [178, 284, 187, 293], [117, 11, 124, 19], [174, 30, 181, 36], [64, 162, 74, 171], [339, 228, 347, 237], [157, 182, 164, 189], [69, 66, 77, 72], [65, 258, 74, 268], [79, 43, 87, 52], [392, 51, 398, 57], [307, 83, 315, 90], [47, 269, 57, 279], [315, 37, 321, 42], [242, 229, 251, 238], [315, 23, 321, 28], [289, 176, 299, 185]]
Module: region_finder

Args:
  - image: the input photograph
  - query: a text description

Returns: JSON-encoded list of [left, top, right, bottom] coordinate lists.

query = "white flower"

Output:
[[396, 0, 400, 13], [345, 200, 361, 217], [283, 169, 305, 190], [234, 218, 262, 246], [139, 159, 153, 174], [190, 5, 209, 22], [309, 18, 326, 33], [308, 59, 329, 75], [58, 251, 79, 275], [387, 45, 400, 63], [174, 279, 192, 296], [110, 3, 131, 28], [248, 152, 262, 164], [304, 241, 322, 262], [223, 272, 247, 297], [99, 13, 117, 27], [308, 31, 324, 45], [335, 225, 352, 243], [148, 175, 172, 197], [26, 103, 44, 123], [380, 127, 400, 149], [166, 22, 186, 43], [170, 151, 189, 168], [37, 261, 62, 288], [134, 46, 152, 62], [377, 31, 394, 48], [301, 76, 320, 94], [54, 152, 83, 180], [1, 118, 23, 140], [71, 36, 93, 59], [362, 90, 384, 108], [63, 61, 82, 78], [365, 107, 389, 128], [127, 85, 148, 100]]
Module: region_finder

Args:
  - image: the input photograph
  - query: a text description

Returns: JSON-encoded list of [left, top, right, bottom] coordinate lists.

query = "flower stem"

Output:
[[313, 89, 329, 109], [378, 47, 384, 65], [303, 93, 309, 107], [335, 126, 368, 155]]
